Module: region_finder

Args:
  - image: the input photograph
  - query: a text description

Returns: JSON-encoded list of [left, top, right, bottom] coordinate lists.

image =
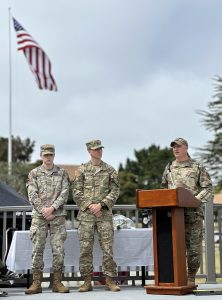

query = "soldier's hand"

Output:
[[41, 206, 55, 218], [94, 211, 102, 217], [45, 214, 55, 221], [89, 203, 101, 215]]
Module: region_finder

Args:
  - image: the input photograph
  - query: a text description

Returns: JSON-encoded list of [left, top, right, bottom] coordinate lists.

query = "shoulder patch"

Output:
[[74, 165, 84, 178]]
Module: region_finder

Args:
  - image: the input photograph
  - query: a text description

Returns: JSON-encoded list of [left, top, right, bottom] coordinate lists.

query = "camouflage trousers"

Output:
[[185, 211, 203, 275], [78, 219, 117, 278], [30, 216, 67, 272]]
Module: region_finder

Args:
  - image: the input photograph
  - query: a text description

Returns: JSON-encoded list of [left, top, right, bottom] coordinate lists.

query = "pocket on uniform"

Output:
[[60, 226, 67, 241], [77, 221, 81, 236], [79, 222, 94, 241], [29, 226, 37, 241]]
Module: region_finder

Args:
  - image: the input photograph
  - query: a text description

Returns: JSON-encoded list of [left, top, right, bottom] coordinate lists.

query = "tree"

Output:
[[118, 144, 174, 204], [0, 136, 35, 163], [0, 136, 36, 196], [196, 76, 222, 188], [0, 161, 40, 197], [118, 169, 138, 204]]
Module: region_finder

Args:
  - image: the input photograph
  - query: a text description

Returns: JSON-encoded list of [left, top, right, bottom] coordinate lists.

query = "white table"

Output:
[[6, 228, 153, 273]]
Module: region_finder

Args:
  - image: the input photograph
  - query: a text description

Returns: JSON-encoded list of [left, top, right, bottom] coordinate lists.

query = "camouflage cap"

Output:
[[170, 138, 188, 147], [40, 144, 55, 155], [86, 140, 104, 150]]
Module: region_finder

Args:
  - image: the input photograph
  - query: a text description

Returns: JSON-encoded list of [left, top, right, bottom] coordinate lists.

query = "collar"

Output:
[[40, 164, 58, 174], [173, 159, 193, 168]]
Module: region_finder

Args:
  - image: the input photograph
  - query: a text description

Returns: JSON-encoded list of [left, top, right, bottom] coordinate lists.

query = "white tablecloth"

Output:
[[6, 228, 153, 273]]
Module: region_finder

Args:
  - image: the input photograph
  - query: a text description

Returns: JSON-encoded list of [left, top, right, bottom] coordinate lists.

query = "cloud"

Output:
[[0, 0, 219, 170]]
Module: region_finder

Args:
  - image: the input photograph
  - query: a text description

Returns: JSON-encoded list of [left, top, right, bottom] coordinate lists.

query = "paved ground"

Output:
[[1, 284, 222, 300]]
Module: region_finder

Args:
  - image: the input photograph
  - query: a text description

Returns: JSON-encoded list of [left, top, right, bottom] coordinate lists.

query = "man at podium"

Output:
[[161, 137, 213, 286]]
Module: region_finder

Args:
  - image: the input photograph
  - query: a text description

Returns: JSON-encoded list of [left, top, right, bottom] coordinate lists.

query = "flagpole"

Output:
[[8, 7, 12, 175]]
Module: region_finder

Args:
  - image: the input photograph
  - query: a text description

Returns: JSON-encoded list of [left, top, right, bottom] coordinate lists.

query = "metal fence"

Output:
[[0, 203, 222, 283]]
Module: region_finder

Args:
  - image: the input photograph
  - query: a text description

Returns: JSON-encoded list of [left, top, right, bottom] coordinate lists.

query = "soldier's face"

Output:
[[88, 148, 103, 160], [172, 144, 188, 161], [41, 154, 55, 168]]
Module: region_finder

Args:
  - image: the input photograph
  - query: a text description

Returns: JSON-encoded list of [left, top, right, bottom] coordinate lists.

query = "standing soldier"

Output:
[[161, 138, 213, 285], [0, 258, 19, 297], [73, 140, 120, 292], [0, 258, 18, 281], [25, 144, 70, 294]]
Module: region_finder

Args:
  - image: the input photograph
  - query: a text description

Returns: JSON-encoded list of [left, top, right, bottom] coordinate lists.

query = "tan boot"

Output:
[[187, 272, 196, 286], [52, 271, 69, 293], [78, 276, 93, 292], [25, 271, 42, 294], [105, 276, 120, 292]]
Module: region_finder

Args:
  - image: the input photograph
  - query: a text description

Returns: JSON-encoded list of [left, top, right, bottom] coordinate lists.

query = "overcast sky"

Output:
[[1, 0, 221, 169]]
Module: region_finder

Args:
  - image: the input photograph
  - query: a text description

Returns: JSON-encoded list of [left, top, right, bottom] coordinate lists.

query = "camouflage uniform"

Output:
[[161, 156, 213, 277], [27, 163, 69, 272], [73, 160, 120, 278]]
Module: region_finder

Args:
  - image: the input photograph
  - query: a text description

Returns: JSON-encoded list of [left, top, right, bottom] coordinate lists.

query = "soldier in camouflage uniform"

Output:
[[161, 138, 213, 286], [0, 258, 18, 281], [0, 258, 19, 297], [25, 144, 69, 294], [73, 140, 120, 292]]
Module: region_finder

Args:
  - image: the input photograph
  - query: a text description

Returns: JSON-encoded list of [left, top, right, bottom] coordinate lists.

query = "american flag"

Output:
[[13, 17, 57, 91]]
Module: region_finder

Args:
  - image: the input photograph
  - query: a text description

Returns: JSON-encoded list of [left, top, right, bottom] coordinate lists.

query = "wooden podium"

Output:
[[136, 187, 201, 295]]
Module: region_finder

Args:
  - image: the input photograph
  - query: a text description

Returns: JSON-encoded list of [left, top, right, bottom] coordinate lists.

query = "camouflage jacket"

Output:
[[73, 160, 120, 221], [27, 164, 69, 217], [161, 159, 213, 216]]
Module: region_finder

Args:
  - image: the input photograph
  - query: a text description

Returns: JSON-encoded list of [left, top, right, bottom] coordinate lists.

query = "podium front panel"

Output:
[[156, 208, 174, 283]]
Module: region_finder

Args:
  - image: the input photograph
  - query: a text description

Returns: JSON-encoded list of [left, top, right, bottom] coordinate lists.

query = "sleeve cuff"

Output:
[[51, 204, 58, 210], [81, 201, 92, 211], [102, 199, 112, 210]]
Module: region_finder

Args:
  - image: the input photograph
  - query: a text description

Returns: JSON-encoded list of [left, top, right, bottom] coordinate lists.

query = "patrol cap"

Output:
[[40, 144, 55, 155], [170, 138, 188, 147], [86, 140, 104, 150]]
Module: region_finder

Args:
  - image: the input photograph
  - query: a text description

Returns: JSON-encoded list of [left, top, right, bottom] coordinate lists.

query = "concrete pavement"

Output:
[[1, 284, 222, 300]]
